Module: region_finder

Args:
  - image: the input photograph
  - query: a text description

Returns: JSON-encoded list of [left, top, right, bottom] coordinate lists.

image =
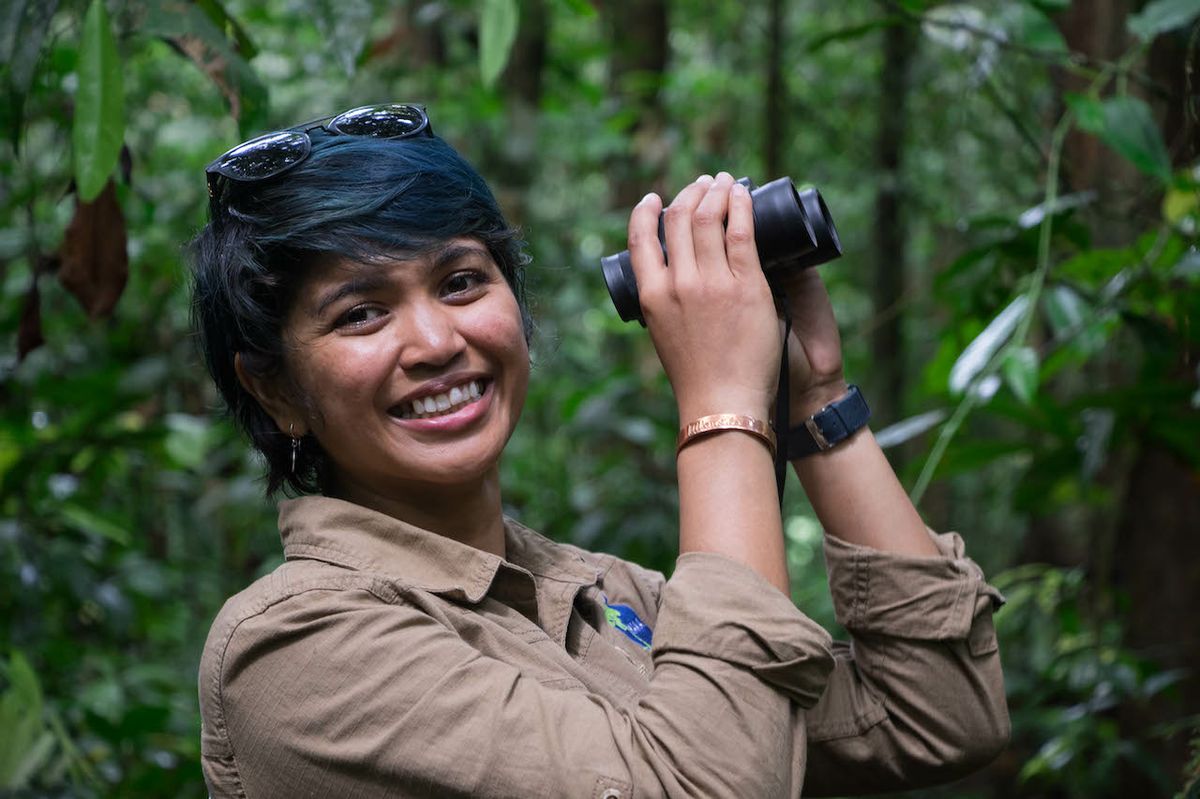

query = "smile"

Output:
[[395, 379, 487, 420]]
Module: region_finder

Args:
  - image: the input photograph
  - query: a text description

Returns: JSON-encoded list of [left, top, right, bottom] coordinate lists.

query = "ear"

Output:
[[234, 353, 308, 437]]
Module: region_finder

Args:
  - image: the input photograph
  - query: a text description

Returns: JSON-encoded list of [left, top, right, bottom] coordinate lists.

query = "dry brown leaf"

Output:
[[58, 179, 128, 319]]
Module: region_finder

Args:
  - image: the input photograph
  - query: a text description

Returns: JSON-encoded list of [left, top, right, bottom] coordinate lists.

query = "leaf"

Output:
[[195, 0, 258, 59], [143, 0, 268, 136], [1065, 92, 1105, 134], [1, 0, 60, 151], [1001, 4, 1068, 53], [949, 295, 1030, 395], [305, 0, 372, 76], [73, 0, 125, 202], [874, 409, 949, 449], [1163, 184, 1199, 224], [57, 180, 128, 319], [1128, 0, 1200, 42], [164, 413, 212, 470], [1095, 96, 1172, 182], [1017, 189, 1097, 228], [479, 0, 519, 88], [1003, 346, 1040, 405], [808, 18, 894, 52], [58, 504, 132, 546]]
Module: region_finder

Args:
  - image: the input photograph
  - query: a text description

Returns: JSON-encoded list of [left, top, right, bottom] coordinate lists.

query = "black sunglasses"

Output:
[[204, 103, 433, 217]]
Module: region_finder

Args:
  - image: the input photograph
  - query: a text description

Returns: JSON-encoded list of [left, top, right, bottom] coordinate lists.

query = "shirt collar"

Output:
[[277, 496, 601, 604]]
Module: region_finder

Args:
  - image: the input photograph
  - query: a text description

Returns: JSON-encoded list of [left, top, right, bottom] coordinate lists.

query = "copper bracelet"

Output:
[[676, 414, 777, 459]]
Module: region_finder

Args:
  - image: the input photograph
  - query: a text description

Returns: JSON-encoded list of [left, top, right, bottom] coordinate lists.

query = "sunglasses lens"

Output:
[[212, 131, 311, 181], [329, 104, 429, 138]]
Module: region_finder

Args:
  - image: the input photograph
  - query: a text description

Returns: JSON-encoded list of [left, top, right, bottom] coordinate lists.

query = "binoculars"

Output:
[[601, 177, 842, 324]]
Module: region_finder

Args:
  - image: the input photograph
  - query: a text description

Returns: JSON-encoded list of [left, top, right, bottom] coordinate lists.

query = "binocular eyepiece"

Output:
[[600, 177, 842, 324]]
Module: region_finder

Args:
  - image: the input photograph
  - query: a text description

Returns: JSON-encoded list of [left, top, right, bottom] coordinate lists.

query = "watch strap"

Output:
[[785, 385, 870, 459]]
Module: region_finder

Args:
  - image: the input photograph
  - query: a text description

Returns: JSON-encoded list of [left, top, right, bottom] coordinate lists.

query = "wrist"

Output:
[[677, 390, 774, 426], [790, 377, 848, 418]]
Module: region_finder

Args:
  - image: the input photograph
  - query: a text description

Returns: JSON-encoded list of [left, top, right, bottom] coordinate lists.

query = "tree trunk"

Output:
[[870, 21, 916, 426], [602, 0, 669, 207]]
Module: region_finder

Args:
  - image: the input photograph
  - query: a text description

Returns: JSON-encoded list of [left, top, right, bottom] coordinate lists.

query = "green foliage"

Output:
[[995, 565, 1183, 794], [73, 0, 124, 201], [1, 0, 1197, 796], [480, 0, 519, 88]]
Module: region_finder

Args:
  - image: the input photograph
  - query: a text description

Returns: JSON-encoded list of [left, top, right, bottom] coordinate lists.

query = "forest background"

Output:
[[1, 0, 1198, 796]]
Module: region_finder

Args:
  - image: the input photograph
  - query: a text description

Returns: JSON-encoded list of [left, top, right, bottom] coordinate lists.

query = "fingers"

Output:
[[691, 173, 735, 277], [725, 180, 761, 278], [661, 174, 712, 277], [626, 190, 666, 306]]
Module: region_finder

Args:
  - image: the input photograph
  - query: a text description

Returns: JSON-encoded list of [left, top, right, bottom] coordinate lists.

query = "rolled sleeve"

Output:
[[825, 529, 1005, 641], [654, 552, 835, 707], [803, 529, 1010, 795]]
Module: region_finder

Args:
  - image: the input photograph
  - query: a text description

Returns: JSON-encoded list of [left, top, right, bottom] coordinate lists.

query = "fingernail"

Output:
[[696, 174, 714, 184], [731, 182, 749, 196], [637, 192, 658, 206]]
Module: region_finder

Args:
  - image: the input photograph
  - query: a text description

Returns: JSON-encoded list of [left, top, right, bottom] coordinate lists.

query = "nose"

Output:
[[396, 300, 466, 371]]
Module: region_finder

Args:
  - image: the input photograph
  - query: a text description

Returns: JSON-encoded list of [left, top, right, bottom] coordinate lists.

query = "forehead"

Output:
[[301, 238, 492, 288]]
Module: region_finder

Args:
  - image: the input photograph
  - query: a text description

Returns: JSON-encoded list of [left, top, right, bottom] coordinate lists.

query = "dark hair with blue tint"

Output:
[[189, 130, 531, 496]]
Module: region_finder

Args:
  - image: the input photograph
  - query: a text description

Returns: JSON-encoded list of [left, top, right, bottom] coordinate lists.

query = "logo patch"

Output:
[[603, 596, 653, 649]]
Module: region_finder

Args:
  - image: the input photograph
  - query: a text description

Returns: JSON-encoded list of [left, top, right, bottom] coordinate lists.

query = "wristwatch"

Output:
[[784, 385, 871, 459]]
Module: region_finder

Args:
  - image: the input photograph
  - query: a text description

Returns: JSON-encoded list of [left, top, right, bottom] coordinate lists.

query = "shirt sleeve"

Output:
[[200, 555, 835, 799], [800, 529, 1011, 795]]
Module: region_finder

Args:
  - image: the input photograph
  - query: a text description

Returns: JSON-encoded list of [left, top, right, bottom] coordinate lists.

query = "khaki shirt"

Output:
[[199, 496, 1008, 798]]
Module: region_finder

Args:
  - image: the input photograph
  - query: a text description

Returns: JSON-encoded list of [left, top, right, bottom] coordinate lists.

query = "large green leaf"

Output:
[[1128, 0, 1200, 42], [73, 0, 125, 202], [1088, 96, 1172, 182], [949, 295, 1029, 395], [480, 0, 519, 88]]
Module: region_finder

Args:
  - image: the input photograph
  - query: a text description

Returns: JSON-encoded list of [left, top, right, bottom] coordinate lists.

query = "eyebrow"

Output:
[[312, 272, 391, 318], [310, 242, 492, 318]]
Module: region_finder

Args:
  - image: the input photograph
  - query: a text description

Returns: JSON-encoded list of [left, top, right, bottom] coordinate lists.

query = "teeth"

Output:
[[400, 380, 485, 419]]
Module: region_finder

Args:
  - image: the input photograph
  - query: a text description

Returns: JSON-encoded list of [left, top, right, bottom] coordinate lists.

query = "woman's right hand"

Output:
[[627, 172, 782, 424]]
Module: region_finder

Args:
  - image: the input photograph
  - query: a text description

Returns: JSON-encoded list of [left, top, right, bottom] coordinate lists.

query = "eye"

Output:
[[442, 270, 489, 298], [336, 305, 387, 329]]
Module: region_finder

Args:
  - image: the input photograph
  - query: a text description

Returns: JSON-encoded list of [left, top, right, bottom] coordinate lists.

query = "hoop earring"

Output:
[[289, 423, 300, 474]]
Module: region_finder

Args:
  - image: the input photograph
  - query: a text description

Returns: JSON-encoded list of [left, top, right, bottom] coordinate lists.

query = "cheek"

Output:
[[289, 339, 391, 415]]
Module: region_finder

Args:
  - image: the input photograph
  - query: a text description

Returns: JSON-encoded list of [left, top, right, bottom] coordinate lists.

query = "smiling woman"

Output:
[[190, 104, 1010, 798]]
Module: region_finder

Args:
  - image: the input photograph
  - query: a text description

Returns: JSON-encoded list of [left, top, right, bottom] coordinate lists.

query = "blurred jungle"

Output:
[[1, 0, 1198, 796]]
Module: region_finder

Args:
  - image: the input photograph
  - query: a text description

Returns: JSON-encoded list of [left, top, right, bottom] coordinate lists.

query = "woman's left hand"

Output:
[[777, 267, 848, 419]]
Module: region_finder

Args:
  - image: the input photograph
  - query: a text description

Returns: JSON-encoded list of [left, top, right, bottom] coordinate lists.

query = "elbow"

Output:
[[939, 694, 1011, 779]]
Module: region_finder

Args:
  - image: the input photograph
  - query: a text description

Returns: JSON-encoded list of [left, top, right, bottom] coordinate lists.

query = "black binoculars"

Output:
[[600, 177, 842, 324]]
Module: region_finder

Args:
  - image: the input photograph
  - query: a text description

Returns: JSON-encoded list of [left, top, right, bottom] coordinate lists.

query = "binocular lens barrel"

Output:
[[600, 176, 842, 324]]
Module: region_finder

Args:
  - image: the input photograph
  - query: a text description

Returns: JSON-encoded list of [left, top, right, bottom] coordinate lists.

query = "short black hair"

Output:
[[189, 128, 530, 496]]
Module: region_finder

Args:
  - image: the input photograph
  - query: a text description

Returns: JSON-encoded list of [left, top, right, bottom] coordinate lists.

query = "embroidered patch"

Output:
[[603, 596, 652, 649]]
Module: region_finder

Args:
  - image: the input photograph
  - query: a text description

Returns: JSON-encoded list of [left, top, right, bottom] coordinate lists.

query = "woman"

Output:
[[193, 103, 1009, 798]]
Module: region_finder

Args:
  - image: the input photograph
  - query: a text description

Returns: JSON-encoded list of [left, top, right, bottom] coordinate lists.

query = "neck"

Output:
[[332, 468, 508, 558]]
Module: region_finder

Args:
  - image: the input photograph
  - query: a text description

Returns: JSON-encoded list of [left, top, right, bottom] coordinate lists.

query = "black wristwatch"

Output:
[[784, 385, 871, 459]]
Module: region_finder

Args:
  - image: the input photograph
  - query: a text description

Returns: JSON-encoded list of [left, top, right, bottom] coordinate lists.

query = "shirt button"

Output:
[[600, 791, 622, 799]]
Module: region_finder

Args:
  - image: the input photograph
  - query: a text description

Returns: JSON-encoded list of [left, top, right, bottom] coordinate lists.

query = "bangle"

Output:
[[676, 414, 777, 459]]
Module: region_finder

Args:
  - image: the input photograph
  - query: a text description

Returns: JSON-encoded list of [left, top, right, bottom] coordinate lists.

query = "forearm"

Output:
[[677, 431, 790, 593], [790, 419, 938, 557]]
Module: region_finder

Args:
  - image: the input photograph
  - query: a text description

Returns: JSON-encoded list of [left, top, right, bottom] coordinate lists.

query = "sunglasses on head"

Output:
[[204, 103, 434, 218]]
